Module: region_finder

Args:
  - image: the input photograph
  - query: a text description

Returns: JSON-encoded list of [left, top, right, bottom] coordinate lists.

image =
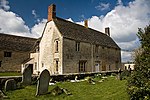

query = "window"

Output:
[[95, 45, 99, 53], [79, 61, 86, 72], [76, 42, 80, 51], [4, 51, 12, 57], [34, 62, 37, 70], [56, 61, 58, 72], [0, 61, 2, 67], [55, 41, 59, 52], [42, 63, 44, 67]]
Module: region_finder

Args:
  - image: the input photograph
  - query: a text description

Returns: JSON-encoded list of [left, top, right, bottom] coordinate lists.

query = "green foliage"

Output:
[[120, 70, 131, 80], [127, 24, 150, 100]]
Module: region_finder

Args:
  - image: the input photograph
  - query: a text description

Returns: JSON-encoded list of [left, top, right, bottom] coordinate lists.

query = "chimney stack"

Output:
[[48, 4, 56, 21], [84, 20, 88, 28], [105, 27, 110, 36]]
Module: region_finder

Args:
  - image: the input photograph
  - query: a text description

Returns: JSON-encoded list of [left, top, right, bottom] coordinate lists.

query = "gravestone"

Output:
[[36, 69, 50, 95], [4, 79, 17, 91], [22, 64, 33, 85]]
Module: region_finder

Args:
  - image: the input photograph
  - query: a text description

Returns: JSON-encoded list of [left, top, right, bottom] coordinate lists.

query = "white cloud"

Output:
[[121, 51, 133, 62], [31, 19, 47, 36], [66, 18, 74, 22], [95, 2, 110, 11], [0, 9, 31, 37], [32, 9, 40, 23], [0, 0, 10, 10], [117, 0, 123, 5], [32, 10, 37, 18]]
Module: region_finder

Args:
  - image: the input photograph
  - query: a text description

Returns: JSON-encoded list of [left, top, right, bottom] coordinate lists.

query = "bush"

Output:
[[120, 70, 131, 80]]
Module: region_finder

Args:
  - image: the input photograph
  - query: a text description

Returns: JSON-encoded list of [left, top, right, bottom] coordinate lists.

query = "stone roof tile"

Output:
[[0, 33, 37, 52], [53, 17, 120, 49]]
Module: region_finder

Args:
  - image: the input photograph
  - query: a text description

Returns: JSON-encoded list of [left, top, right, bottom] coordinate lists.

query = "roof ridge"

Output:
[[0, 33, 38, 40], [54, 17, 106, 35]]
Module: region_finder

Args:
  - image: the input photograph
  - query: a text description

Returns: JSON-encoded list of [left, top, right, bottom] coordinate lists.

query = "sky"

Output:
[[0, 0, 150, 62]]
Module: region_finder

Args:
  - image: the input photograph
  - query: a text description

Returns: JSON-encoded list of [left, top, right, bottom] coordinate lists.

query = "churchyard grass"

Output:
[[0, 72, 21, 76], [5, 76, 129, 100]]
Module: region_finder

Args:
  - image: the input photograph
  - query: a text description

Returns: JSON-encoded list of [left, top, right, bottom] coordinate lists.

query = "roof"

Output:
[[0, 33, 37, 52], [53, 17, 120, 49]]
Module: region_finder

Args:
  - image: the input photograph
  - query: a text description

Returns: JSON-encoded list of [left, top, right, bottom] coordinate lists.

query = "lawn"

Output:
[[0, 72, 21, 76], [5, 76, 129, 100]]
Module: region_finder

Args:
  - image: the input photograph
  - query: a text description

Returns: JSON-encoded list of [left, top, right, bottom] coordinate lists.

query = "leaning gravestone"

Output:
[[4, 79, 17, 91], [22, 64, 33, 85], [36, 69, 50, 95]]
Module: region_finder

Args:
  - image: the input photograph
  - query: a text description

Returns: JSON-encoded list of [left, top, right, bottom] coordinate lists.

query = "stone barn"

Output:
[[0, 33, 37, 72], [28, 4, 121, 75]]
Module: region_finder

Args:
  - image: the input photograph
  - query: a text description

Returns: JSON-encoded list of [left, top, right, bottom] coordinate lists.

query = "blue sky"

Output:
[[0, 0, 150, 62], [8, 0, 133, 27]]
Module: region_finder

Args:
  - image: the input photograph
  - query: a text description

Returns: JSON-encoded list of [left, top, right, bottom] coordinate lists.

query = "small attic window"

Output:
[[4, 51, 12, 57]]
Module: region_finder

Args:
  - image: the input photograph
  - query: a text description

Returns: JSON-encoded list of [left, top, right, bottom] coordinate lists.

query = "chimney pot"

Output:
[[84, 20, 88, 28], [48, 4, 56, 21], [105, 27, 110, 36]]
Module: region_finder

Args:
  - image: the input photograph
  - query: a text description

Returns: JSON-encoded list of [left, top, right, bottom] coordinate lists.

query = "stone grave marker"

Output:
[[4, 79, 17, 91], [36, 69, 50, 95], [22, 64, 33, 85]]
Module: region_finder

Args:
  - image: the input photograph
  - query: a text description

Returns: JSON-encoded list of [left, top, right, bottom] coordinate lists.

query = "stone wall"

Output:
[[0, 51, 30, 72], [62, 38, 121, 74]]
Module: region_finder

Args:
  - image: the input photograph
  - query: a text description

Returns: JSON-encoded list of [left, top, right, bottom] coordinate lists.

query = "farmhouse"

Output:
[[0, 33, 37, 72], [25, 4, 121, 75]]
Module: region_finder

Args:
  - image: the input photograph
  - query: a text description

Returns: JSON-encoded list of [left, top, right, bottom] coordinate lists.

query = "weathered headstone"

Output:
[[4, 79, 17, 91], [22, 64, 33, 85], [36, 69, 50, 95]]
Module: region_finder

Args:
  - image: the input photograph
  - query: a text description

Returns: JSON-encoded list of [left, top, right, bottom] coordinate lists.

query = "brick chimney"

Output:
[[84, 20, 88, 28], [105, 27, 110, 36], [48, 4, 56, 21]]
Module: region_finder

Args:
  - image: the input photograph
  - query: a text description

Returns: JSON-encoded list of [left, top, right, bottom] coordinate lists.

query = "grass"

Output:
[[0, 72, 21, 76], [5, 76, 129, 100]]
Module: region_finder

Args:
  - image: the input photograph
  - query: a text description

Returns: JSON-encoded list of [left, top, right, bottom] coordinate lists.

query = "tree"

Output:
[[127, 24, 150, 100]]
